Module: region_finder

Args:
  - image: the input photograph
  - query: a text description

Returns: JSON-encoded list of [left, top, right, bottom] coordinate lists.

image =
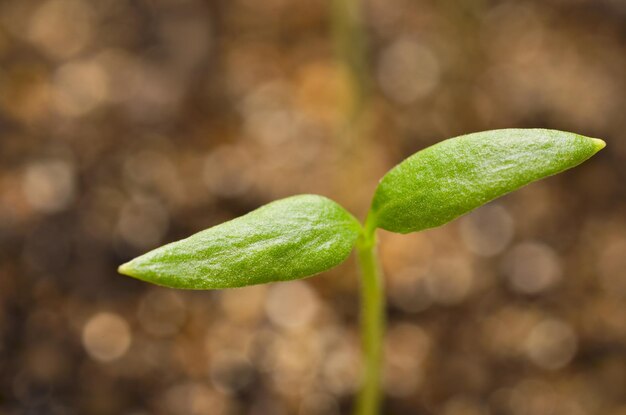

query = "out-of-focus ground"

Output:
[[1, 0, 625, 414]]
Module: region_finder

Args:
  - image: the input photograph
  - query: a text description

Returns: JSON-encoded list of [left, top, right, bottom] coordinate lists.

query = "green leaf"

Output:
[[118, 194, 361, 289], [369, 129, 605, 234]]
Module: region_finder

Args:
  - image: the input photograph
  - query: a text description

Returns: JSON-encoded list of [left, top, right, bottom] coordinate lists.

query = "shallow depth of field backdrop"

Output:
[[1, 0, 625, 414]]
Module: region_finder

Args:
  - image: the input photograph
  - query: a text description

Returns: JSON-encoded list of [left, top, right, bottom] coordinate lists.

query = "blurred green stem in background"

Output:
[[331, 1, 382, 413], [330, 0, 370, 124], [355, 220, 384, 415]]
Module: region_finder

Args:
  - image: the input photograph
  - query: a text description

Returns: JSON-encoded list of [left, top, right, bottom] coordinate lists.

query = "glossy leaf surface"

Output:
[[370, 129, 605, 234], [119, 195, 361, 289]]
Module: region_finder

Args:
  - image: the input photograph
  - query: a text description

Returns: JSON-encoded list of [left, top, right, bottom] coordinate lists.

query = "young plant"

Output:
[[119, 129, 604, 415]]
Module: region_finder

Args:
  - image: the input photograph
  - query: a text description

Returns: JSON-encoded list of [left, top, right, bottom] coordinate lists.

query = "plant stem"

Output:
[[330, 0, 369, 125], [355, 224, 384, 415]]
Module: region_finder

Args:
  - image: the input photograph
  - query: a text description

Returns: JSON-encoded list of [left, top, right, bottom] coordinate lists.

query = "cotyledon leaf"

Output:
[[369, 129, 605, 234], [118, 194, 362, 289]]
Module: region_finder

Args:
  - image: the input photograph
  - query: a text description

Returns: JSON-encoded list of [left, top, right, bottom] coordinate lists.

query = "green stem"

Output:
[[330, 0, 369, 124], [354, 224, 384, 415]]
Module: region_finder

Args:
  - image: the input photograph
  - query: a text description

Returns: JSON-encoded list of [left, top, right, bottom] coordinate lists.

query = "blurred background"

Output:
[[0, 0, 625, 414]]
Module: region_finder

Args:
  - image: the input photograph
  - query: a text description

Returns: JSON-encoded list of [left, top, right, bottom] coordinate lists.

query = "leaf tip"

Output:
[[591, 138, 606, 152], [118, 260, 153, 285], [117, 261, 135, 278]]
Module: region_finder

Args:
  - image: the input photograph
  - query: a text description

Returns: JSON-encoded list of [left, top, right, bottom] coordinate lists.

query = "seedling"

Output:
[[119, 129, 604, 415]]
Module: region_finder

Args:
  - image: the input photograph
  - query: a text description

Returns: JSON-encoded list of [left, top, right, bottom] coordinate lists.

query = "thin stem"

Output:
[[354, 225, 384, 415], [330, 0, 370, 125]]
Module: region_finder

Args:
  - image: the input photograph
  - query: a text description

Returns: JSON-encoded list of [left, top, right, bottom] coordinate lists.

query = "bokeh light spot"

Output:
[[377, 38, 440, 104], [425, 255, 474, 305], [502, 242, 562, 295], [22, 159, 75, 213], [265, 281, 319, 330], [28, 0, 94, 59], [460, 203, 514, 257], [525, 318, 577, 370], [53, 60, 109, 117], [82, 312, 131, 363]]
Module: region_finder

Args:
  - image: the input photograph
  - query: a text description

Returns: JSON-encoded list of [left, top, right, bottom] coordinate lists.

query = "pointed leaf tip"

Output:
[[117, 263, 133, 277], [592, 138, 606, 152]]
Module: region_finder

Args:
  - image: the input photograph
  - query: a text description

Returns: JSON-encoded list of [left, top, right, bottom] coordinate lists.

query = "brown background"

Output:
[[0, 0, 625, 414]]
